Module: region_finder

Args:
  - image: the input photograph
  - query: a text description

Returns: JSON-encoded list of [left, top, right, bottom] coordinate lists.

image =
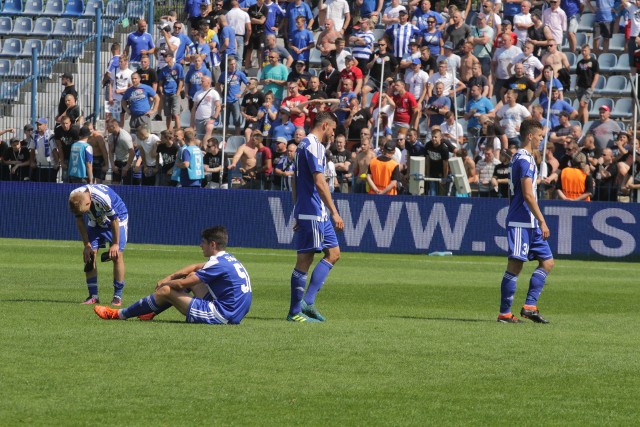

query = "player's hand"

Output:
[[332, 213, 344, 232], [83, 246, 94, 263], [540, 221, 550, 240], [108, 245, 119, 261]]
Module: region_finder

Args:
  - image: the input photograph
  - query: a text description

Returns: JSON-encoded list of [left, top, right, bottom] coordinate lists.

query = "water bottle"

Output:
[[428, 251, 453, 256]]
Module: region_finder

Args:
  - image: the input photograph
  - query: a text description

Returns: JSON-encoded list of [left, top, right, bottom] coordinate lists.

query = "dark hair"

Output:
[[314, 111, 338, 128], [519, 118, 543, 141], [202, 226, 228, 249]]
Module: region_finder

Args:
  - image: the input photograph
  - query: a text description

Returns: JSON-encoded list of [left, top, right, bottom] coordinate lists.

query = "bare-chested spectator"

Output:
[[85, 122, 109, 183], [228, 129, 270, 188], [317, 18, 341, 56], [458, 41, 479, 86], [353, 136, 376, 193], [541, 40, 570, 89]]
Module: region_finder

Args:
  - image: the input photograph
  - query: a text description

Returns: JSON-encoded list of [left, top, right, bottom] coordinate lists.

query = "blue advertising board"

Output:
[[1, 182, 638, 259]]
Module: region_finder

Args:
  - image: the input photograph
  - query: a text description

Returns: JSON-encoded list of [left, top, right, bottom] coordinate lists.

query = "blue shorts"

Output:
[[507, 226, 553, 262], [186, 298, 228, 324], [295, 218, 339, 253], [87, 220, 128, 253]]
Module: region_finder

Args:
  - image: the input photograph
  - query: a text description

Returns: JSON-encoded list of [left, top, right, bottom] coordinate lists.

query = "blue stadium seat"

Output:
[[19, 38, 42, 57], [0, 15, 12, 34], [125, 0, 144, 19], [37, 59, 52, 78], [11, 58, 31, 77], [0, 81, 20, 102], [32, 17, 53, 36], [577, 13, 595, 33], [455, 93, 465, 115], [42, 38, 63, 57], [225, 135, 246, 154], [597, 53, 617, 74], [104, 0, 123, 18], [609, 33, 626, 53], [83, 0, 102, 16], [589, 97, 614, 118], [575, 32, 590, 49], [309, 48, 321, 67], [0, 58, 10, 76], [0, 38, 22, 58], [611, 53, 630, 74], [0, 0, 23, 15], [52, 17, 74, 37], [74, 18, 94, 37], [66, 39, 84, 58], [592, 75, 607, 94], [12, 16, 33, 36], [611, 98, 633, 120], [63, 0, 84, 16], [569, 74, 577, 91], [23, 0, 43, 15], [566, 52, 576, 68], [600, 75, 627, 96], [101, 18, 115, 38], [43, 0, 63, 16]]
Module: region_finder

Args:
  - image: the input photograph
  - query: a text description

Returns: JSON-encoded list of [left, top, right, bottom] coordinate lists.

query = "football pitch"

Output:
[[0, 238, 638, 425]]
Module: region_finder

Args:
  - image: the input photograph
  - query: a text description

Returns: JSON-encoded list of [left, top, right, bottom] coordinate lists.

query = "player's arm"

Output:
[[313, 171, 344, 231], [108, 217, 121, 260], [156, 262, 206, 289], [74, 215, 93, 263], [521, 176, 549, 239]]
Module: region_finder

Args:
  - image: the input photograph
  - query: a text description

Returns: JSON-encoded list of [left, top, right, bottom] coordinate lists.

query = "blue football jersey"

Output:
[[194, 251, 252, 324], [293, 134, 327, 221], [72, 184, 128, 228], [506, 149, 538, 228]]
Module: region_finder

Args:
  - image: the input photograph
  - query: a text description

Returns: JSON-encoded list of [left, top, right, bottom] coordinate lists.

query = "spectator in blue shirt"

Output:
[[284, 0, 313, 46], [264, 0, 285, 36], [217, 15, 237, 71], [122, 73, 160, 130], [288, 16, 315, 65], [271, 107, 296, 142], [185, 56, 213, 111], [185, 0, 211, 29], [465, 84, 495, 137], [171, 22, 193, 65], [217, 57, 249, 135], [125, 19, 155, 63], [158, 53, 185, 131]]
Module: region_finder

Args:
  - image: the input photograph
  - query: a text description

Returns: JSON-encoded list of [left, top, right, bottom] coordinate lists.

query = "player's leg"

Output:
[[498, 227, 527, 323], [95, 285, 178, 321], [82, 228, 101, 304], [288, 219, 320, 322], [521, 229, 554, 323], [110, 222, 128, 306]]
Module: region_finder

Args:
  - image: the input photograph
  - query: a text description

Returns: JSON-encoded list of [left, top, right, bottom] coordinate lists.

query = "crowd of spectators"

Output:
[[2, 0, 640, 201]]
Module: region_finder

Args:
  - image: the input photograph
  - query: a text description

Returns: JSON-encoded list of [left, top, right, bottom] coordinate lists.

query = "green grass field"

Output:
[[0, 238, 639, 426]]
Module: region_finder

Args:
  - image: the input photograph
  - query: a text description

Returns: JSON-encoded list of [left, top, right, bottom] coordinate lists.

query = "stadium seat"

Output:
[[43, 0, 63, 16], [12, 16, 33, 36], [225, 135, 246, 154], [19, 38, 41, 57], [577, 13, 595, 33], [569, 119, 581, 128], [104, 0, 124, 18], [37, 59, 52, 78], [0, 38, 21, 58], [611, 53, 630, 74], [575, 32, 590, 49], [0, 0, 23, 15], [373, 28, 385, 41], [83, 0, 103, 16], [600, 75, 627, 96], [74, 18, 94, 37], [583, 120, 594, 133], [566, 52, 576, 68], [0, 81, 19, 101], [611, 98, 633, 120], [63, 0, 84, 16], [609, 33, 626, 53], [11, 58, 31, 78], [597, 53, 617, 74], [0, 58, 10, 76], [589, 97, 614, 118], [101, 18, 115, 38], [42, 38, 63, 57], [0, 15, 12, 34], [66, 39, 85, 58], [125, 0, 144, 19], [569, 74, 577, 91], [309, 48, 321, 67], [52, 17, 74, 37], [592, 75, 607, 94], [23, 0, 43, 15], [32, 17, 53, 36], [572, 98, 580, 110], [455, 93, 465, 115]]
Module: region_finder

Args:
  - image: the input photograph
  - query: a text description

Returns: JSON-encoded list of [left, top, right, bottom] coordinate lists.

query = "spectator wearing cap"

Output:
[[28, 118, 58, 183], [469, 12, 494, 77], [527, 9, 554, 59], [542, 0, 567, 47], [404, 57, 429, 115], [367, 141, 401, 195], [339, 55, 363, 95], [319, 58, 341, 97], [318, 0, 350, 35], [542, 86, 576, 129], [493, 20, 518, 50], [436, 41, 461, 78], [68, 126, 94, 184], [271, 107, 296, 143], [271, 136, 289, 168], [412, 0, 445, 32], [287, 60, 312, 90], [260, 51, 289, 105], [288, 16, 315, 68], [385, 9, 421, 61], [513, 1, 533, 48], [444, 10, 470, 55], [400, 39, 422, 70], [2, 136, 30, 181], [262, 34, 293, 69], [56, 73, 78, 123], [124, 19, 155, 64], [349, 18, 375, 77], [586, 105, 622, 150], [556, 148, 593, 201]]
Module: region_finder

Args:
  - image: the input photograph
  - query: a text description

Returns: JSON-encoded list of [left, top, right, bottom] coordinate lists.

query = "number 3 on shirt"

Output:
[[234, 262, 252, 293]]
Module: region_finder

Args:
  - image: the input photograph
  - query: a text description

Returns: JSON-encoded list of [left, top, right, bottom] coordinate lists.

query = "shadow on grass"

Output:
[[0, 298, 81, 305], [391, 315, 493, 323]]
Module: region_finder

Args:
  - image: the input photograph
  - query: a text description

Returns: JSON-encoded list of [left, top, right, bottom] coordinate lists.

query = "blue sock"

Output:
[[500, 272, 518, 315], [86, 276, 98, 297], [120, 294, 169, 319], [113, 280, 125, 298], [289, 268, 307, 315], [525, 268, 548, 306], [304, 259, 333, 305]]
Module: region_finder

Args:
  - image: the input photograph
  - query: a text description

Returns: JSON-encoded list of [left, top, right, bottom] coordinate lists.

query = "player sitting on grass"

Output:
[[498, 118, 555, 324], [94, 226, 252, 325]]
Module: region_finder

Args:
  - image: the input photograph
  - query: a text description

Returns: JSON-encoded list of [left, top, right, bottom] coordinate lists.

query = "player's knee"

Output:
[[541, 258, 554, 272], [156, 285, 172, 298], [326, 250, 340, 265]]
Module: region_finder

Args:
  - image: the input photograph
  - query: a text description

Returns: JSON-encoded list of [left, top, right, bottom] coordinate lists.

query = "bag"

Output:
[[557, 68, 571, 90]]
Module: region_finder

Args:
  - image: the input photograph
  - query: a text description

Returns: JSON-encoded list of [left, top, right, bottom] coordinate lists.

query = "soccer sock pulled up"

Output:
[[120, 294, 171, 319], [304, 259, 333, 306], [500, 271, 518, 315], [113, 280, 125, 298], [86, 276, 98, 298], [525, 268, 548, 307], [289, 268, 308, 315]]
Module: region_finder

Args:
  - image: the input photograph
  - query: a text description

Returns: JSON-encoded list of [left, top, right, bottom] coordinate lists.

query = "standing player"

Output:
[[288, 111, 344, 323], [69, 184, 129, 306], [94, 226, 252, 325], [498, 119, 555, 324]]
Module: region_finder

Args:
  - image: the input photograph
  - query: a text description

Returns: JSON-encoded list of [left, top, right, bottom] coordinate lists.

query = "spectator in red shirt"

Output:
[[339, 55, 364, 96], [391, 78, 419, 134], [281, 82, 308, 128]]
